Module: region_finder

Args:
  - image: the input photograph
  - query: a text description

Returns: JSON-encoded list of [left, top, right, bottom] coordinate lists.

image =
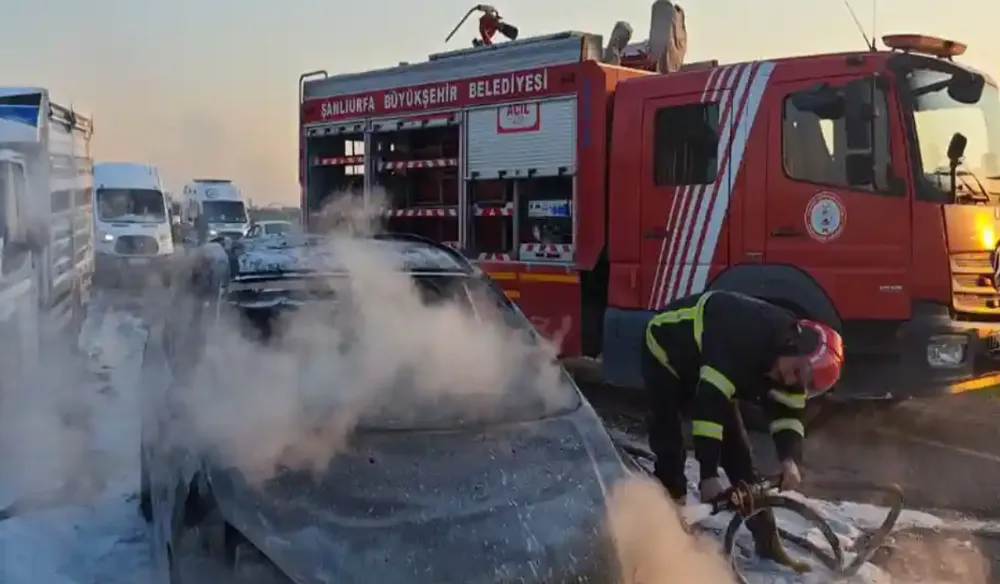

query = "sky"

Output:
[[1, 0, 997, 205]]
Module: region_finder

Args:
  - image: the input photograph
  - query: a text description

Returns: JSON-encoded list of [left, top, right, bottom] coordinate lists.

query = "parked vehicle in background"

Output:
[[0, 87, 93, 388], [180, 179, 250, 243], [246, 219, 294, 238], [93, 162, 174, 287]]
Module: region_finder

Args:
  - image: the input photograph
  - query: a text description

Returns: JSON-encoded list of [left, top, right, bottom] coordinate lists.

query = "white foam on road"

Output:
[[0, 297, 995, 584], [0, 297, 154, 583]]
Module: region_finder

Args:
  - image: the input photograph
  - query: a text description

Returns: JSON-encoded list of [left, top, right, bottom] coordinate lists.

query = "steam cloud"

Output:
[[8, 189, 981, 584], [149, 190, 569, 481]]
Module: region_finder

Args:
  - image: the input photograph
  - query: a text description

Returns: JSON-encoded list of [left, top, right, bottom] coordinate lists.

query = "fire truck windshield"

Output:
[[906, 66, 1000, 201]]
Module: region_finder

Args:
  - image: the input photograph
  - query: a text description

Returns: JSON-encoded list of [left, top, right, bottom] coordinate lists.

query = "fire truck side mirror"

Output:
[[790, 84, 844, 120], [947, 132, 968, 166], [844, 154, 875, 187], [843, 78, 874, 153], [947, 71, 985, 105]]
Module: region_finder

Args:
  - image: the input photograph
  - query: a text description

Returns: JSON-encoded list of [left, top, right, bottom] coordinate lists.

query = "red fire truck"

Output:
[[299, 3, 1000, 401]]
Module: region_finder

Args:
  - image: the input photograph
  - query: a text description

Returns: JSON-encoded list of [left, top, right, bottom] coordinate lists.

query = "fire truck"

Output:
[[299, 2, 1000, 401]]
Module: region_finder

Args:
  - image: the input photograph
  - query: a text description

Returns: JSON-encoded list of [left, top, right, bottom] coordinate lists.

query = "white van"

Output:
[[181, 179, 249, 241], [93, 162, 174, 286]]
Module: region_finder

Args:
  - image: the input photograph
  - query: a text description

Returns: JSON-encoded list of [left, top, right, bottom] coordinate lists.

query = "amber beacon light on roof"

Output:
[[881, 34, 967, 59]]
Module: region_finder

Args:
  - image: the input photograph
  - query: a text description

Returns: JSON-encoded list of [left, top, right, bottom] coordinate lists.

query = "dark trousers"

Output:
[[641, 346, 760, 500]]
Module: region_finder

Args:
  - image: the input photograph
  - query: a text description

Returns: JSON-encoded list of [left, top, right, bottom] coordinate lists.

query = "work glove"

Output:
[[698, 477, 726, 502], [778, 459, 802, 491]]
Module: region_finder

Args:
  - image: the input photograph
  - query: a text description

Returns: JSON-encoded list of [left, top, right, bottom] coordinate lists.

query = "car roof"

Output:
[[225, 233, 473, 280]]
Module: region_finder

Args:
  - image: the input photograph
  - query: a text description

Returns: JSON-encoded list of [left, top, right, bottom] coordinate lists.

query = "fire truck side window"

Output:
[[652, 103, 720, 186], [783, 87, 891, 192]]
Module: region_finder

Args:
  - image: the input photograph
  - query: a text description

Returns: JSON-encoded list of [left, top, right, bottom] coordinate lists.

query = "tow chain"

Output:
[[615, 440, 903, 583]]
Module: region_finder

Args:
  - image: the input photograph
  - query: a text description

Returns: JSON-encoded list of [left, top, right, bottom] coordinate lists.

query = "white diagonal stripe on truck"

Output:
[[669, 62, 755, 304], [689, 61, 775, 296], [652, 64, 734, 309]]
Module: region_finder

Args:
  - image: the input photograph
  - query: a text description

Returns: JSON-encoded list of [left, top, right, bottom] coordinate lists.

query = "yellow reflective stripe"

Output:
[[767, 389, 807, 410], [644, 326, 680, 377], [648, 306, 697, 327], [699, 365, 735, 399], [692, 420, 724, 440], [770, 418, 806, 436], [693, 291, 715, 350], [645, 306, 698, 377]]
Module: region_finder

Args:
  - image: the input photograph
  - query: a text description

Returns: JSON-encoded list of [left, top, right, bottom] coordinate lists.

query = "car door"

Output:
[[763, 76, 910, 319], [640, 92, 727, 310]]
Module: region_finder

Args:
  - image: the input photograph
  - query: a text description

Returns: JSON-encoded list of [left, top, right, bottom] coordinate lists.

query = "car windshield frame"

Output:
[[263, 222, 292, 235], [203, 200, 248, 223], [96, 188, 167, 223], [892, 54, 1000, 203], [223, 271, 582, 430]]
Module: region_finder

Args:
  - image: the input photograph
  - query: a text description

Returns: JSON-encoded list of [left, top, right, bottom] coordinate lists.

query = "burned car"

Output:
[[140, 232, 631, 583]]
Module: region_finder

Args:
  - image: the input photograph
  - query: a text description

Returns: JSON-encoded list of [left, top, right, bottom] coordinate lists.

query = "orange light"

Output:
[[882, 34, 967, 58]]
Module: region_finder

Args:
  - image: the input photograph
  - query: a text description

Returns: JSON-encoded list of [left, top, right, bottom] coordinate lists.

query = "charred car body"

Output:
[[141, 232, 630, 583]]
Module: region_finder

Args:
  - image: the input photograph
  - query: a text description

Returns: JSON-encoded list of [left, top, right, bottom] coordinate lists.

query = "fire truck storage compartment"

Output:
[[371, 114, 460, 248], [306, 122, 366, 216], [518, 177, 573, 262], [468, 180, 514, 260], [465, 98, 576, 178], [465, 97, 576, 263]]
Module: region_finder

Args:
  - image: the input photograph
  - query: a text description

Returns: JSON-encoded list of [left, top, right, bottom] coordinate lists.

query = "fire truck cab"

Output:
[[299, 3, 1000, 401]]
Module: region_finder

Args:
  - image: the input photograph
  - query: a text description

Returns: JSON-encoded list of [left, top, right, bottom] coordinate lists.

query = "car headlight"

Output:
[[99, 231, 114, 242], [208, 229, 218, 236]]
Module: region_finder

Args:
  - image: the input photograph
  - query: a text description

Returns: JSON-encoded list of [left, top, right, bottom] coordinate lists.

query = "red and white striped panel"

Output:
[[371, 113, 460, 133], [473, 202, 514, 217], [647, 61, 776, 310], [519, 243, 574, 262], [477, 252, 513, 262], [379, 158, 457, 170], [384, 207, 458, 218], [314, 155, 364, 166]]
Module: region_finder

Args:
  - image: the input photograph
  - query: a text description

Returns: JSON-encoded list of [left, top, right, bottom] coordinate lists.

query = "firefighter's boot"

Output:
[[745, 510, 812, 573]]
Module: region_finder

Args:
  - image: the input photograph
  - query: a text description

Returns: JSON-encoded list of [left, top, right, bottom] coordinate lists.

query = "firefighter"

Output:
[[642, 289, 843, 571]]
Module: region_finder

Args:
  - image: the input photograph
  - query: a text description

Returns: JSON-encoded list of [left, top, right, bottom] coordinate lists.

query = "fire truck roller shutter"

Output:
[[465, 98, 576, 179], [370, 113, 460, 133], [305, 121, 368, 138]]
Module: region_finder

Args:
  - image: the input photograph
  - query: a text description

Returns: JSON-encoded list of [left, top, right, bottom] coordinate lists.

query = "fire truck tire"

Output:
[[708, 265, 842, 332]]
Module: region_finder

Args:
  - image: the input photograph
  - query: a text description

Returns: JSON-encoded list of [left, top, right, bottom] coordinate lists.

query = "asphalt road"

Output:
[[577, 376, 1000, 583]]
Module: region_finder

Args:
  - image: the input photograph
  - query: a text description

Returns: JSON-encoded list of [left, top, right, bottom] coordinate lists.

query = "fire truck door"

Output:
[[763, 78, 910, 319], [641, 92, 727, 310]]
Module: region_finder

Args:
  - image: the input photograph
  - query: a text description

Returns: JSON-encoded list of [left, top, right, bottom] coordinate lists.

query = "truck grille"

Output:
[[114, 235, 159, 256], [951, 251, 1000, 316]]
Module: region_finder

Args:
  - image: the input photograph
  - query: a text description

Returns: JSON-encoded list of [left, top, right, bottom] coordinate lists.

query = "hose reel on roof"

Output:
[[444, 5, 519, 47]]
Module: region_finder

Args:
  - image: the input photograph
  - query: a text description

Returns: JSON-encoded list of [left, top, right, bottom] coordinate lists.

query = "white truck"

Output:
[[180, 179, 250, 242], [0, 87, 93, 387], [93, 162, 174, 286]]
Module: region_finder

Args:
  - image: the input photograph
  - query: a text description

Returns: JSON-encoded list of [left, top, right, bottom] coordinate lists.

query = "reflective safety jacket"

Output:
[[644, 290, 807, 479]]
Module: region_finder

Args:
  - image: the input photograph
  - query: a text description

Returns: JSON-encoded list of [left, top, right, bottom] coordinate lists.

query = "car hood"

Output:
[[208, 406, 628, 584]]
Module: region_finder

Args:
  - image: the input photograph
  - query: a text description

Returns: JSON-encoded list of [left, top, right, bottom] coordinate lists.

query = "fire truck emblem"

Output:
[[804, 192, 845, 243]]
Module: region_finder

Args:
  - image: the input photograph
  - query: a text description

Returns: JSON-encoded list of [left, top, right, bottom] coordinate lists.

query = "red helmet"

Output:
[[796, 320, 844, 397]]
